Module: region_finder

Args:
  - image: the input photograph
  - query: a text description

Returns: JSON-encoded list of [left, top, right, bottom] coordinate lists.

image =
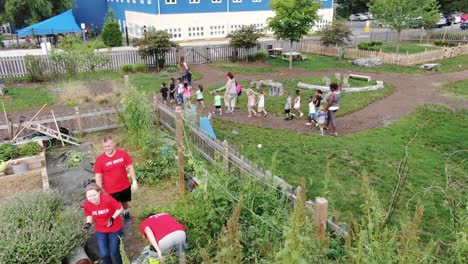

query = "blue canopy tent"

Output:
[[16, 9, 81, 37]]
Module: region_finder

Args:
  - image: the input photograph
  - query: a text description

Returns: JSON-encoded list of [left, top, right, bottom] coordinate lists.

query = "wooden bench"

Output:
[[349, 74, 372, 82]]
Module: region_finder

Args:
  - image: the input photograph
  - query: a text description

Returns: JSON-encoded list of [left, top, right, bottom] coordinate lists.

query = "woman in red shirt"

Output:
[[83, 183, 124, 264], [140, 213, 187, 263]]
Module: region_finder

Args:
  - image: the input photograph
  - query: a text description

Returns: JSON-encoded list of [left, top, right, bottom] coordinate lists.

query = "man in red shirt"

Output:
[[94, 136, 137, 224], [140, 213, 187, 264]]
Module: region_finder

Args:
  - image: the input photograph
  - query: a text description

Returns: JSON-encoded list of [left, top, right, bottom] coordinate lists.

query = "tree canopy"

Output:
[[101, 10, 122, 48], [267, 0, 321, 69], [134, 29, 178, 70], [319, 21, 353, 47], [0, 0, 74, 28], [227, 25, 264, 62], [368, 0, 440, 53]]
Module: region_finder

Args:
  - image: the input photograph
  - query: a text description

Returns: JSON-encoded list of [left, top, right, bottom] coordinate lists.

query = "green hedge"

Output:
[[433, 40, 459, 47], [0, 190, 86, 263], [357, 41, 383, 51]]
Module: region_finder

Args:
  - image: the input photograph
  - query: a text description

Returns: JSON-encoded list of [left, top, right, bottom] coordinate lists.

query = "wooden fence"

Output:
[[302, 43, 468, 66], [0, 106, 120, 140]]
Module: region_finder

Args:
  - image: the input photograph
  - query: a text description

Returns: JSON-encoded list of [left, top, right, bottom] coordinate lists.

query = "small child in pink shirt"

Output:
[[247, 89, 257, 117]]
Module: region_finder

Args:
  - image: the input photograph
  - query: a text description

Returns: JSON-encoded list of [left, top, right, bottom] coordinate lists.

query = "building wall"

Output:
[[73, 0, 108, 32]]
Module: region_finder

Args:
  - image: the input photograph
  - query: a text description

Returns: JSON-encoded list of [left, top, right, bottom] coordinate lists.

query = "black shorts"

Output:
[[215, 105, 221, 109], [110, 186, 131, 203], [162, 95, 168, 101], [285, 109, 291, 114]]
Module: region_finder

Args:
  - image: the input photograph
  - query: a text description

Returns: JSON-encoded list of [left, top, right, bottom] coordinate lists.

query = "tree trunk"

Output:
[[396, 30, 402, 54], [289, 40, 293, 69]]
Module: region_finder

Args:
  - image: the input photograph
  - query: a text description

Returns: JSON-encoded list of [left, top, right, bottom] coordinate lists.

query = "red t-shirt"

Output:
[[94, 149, 133, 194], [83, 193, 123, 233], [140, 213, 185, 242]]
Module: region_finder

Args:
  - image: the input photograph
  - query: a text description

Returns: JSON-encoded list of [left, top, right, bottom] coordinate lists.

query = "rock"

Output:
[[351, 58, 384, 67]]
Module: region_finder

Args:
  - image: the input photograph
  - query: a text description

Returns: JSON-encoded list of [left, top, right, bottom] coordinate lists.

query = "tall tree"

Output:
[[1, 0, 74, 29], [368, 0, 440, 53], [268, 0, 321, 69], [134, 29, 178, 71], [101, 10, 122, 47], [227, 25, 264, 62], [320, 21, 353, 47]]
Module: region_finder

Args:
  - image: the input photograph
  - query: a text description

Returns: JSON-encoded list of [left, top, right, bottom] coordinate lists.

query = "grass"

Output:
[[212, 105, 467, 243], [210, 61, 276, 74], [4, 87, 55, 112], [437, 79, 468, 100], [201, 78, 394, 117], [367, 42, 440, 54], [268, 54, 468, 75]]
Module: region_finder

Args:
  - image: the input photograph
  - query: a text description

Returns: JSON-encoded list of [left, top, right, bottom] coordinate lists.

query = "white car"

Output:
[[349, 13, 368, 21]]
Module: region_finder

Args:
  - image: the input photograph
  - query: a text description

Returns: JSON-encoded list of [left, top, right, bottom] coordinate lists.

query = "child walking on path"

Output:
[[316, 106, 327, 136], [257, 90, 268, 117], [284, 92, 292, 120], [292, 90, 303, 118], [169, 78, 176, 103], [195, 84, 205, 109], [213, 91, 223, 115], [160, 82, 169, 104], [182, 82, 192, 107], [247, 89, 258, 117], [313, 90, 323, 114], [306, 96, 316, 126]]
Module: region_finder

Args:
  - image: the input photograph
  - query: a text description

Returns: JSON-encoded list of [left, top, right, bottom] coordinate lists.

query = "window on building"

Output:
[[132, 0, 136, 3], [166, 0, 176, 4], [252, 0, 261, 2], [127, 0, 130, 2], [212, 0, 222, 3], [148, 0, 152, 4], [233, 0, 242, 3], [189, 0, 200, 3], [140, 0, 144, 3]]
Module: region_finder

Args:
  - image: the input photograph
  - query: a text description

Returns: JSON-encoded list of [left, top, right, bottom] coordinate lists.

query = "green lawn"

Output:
[[202, 78, 394, 117], [210, 61, 276, 74], [437, 79, 468, 100], [212, 105, 467, 242], [268, 54, 468, 75], [5, 87, 56, 112], [368, 42, 440, 54]]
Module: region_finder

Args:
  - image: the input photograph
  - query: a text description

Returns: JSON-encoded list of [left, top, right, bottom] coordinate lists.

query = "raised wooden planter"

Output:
[[0, 145, 49, 199]]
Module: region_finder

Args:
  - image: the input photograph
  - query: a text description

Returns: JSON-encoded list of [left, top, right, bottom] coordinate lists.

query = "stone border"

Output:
[[297, 81, 384, 93]]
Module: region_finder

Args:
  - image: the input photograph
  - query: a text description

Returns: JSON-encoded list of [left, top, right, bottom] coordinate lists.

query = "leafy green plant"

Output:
[[18, 141, 43, 157], [134, 29, 179, 71], [0, 190, 86, 263], [122, 64, 135, 73], [255, 51, 269, 61], [24, 55, 48, 82], [62, 150, 85, 168], [227, 25, 264, 62], [134, 63, 149, 73], [433, 40, 458, 47], [0, 143, 19, 160], [320, 21, 353, 47], [165, 66, 179, 73], [135, 152, 177, 184]]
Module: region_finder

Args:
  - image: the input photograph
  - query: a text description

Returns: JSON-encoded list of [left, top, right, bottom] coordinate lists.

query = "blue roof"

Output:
[[16, 10, 81, 37]]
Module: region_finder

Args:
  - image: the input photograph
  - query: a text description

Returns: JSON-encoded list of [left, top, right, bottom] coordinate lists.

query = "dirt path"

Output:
[[190, 64, 468, 135]]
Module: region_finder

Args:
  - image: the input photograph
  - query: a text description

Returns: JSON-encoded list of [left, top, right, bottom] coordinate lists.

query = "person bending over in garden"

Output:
[[223, 72, 238, 113], [324, 83, 341, 136], [83, 183, 124, 264], [140, 213, 187, 264], [94, 136, 137, 224]]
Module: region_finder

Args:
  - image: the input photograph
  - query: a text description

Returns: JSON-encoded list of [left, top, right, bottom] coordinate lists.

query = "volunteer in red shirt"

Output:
[[140, 213, 187, 264], [94, 136, 137, 224], [83, 183, 123, 264]]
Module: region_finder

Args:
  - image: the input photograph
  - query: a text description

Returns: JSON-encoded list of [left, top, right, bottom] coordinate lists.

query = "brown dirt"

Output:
[[189, 63, 468, 135]]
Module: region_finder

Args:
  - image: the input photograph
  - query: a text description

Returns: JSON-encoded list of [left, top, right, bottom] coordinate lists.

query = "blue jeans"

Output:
[[177, 93, 184, 104], [95, 229, 123, 264]]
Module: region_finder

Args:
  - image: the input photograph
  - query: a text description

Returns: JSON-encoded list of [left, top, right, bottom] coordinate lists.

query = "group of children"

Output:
[[211, 89, 268, 117], [285, 89, 328, 135], [159, 78, 206, 109]]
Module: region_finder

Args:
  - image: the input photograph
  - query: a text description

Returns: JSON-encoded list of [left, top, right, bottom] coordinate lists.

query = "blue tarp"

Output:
[[200, 117, 216, 139], [16, 10, 81, 37]]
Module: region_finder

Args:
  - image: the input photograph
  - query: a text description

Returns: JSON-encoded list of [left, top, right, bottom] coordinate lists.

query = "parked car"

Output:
[[349, 13, 368, 21], [461, 21, 468, 30], [362, 12, 373, 20], [450, 13, 462, 24], [461, 13, 468, 21], [436, 15, 447, 28], [445, 16, 454, 26]]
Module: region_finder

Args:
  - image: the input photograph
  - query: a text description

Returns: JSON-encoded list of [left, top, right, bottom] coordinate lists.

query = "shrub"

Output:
[[358, 42, 369, 50], [102, 10, 122, 47], [0, 143, 19, 160], [255, 51, 269, 61], [134, 63, 149, 72], [433, 40, 458, 47], [319, 21, 353, 47], [357, 41, 382, 51], [122, 64, 135, 73], [166, 66, 178, 73], [0, 190, 87, 263], [18, 141, 43, 157], [24, 55, 48, 82]]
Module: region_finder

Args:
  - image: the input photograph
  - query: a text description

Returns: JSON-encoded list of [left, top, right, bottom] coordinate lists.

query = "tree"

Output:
[[134, 29, 178, 71], [320, 21, 353, 47], [101, 10, 122, 48], [227, 25, 264, 62], [268, 0, 321, 69], [368, 0, 440, 53], [1, 0, 73, 28]]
